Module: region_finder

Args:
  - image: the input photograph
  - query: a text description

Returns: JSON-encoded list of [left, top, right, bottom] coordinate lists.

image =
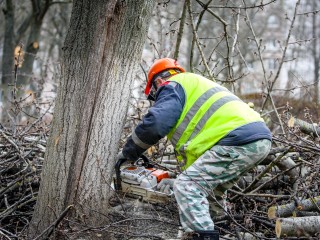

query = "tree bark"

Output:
[[312, 1, 319, 104], [19, 0, 52, 87], [274, 156, 299, 184], [19, 19, 43, 86], [1, 0, 15, 123], [1, 0, 15, 86], [28, 0, 155, 238], [276, 216, 320, 238], [173, 0, 187, 60], [295, 211, 320, 217], [268, 196, 320, 219]]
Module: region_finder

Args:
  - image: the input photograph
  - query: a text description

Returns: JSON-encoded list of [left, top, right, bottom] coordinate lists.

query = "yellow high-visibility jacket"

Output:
[[167, 73, 264, 169]]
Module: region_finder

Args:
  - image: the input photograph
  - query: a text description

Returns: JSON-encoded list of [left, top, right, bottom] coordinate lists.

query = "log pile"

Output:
[[262, 117, 320, 238], [269, 197, 320, 237]]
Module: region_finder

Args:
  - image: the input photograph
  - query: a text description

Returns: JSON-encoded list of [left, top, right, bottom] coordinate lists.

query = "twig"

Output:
[[242, 0, 286, 135], [261, 0, 301, 110], [249, 163, 302, 194], [187, 0, 215, 81], [195, 0, 233, 83], [229, 189, 291, 199], [242, 147, 292, 194], [173, 0, 187, 60]]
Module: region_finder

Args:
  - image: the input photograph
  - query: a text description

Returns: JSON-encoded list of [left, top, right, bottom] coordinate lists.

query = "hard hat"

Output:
[[145, 58, 185, 95]]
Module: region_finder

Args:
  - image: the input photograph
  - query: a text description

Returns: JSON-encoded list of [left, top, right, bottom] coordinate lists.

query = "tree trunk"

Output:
[[19, 0, 51, 88], [268, 196, 320, 219], [276, 216, 320, 238], [19, 19, 42, 87], [1, 0, 15, 86], [1, 0, 15, 120], [28, 0, 155, 238], [312, 1, 319, 104]]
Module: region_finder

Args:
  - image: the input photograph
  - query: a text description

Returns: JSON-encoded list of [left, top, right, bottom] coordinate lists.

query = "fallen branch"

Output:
[[241, 149, 291, 194], [288, 117, 320, 137], [237, 175, 289, 190]]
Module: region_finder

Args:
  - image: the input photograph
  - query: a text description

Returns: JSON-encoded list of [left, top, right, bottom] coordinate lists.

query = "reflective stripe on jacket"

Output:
[[167, 73, 265, 169]]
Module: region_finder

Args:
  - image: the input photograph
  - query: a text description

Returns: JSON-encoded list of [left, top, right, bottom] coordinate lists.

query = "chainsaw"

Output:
[[114, 155, 174, 203]]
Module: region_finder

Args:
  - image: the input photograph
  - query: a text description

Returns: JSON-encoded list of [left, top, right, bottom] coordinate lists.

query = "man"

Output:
[[120, 58, 272, 240]]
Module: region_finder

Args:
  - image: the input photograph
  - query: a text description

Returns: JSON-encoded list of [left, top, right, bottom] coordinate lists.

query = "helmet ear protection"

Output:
[[145, 58, 185, 97], [146, 69, 182, 101]]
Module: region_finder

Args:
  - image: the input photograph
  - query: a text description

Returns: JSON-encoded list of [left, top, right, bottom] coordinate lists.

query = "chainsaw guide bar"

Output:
[[120, 181, 173, 204]]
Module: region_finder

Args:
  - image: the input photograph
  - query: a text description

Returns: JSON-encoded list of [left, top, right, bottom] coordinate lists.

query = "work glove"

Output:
[[156, 178, 175, 194], [117, 152, 126, 161], [116, 152, 132, 165], [117, 152, 137, 166]]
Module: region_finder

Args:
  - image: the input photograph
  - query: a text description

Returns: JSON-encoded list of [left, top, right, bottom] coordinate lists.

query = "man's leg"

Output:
[[173, 139, 271, 233]]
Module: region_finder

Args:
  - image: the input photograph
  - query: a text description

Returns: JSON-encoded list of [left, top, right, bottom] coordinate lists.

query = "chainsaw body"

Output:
[[114, 155, 174, 203]]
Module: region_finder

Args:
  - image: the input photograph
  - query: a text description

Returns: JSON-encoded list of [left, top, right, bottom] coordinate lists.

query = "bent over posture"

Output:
[[120, 58, 272, 240]]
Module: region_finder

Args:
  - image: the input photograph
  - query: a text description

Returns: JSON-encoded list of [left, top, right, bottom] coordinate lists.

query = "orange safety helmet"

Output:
[[145, 58, 185, 95]]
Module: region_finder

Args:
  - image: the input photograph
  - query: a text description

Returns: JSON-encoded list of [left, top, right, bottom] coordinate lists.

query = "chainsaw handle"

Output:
[[114, 154, 152, 191], [138, 154, 153, 168], [114, 157, 127, 191]]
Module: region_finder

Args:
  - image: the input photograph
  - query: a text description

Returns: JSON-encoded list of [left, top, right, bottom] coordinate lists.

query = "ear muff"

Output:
[[145, 58, 185, 95]]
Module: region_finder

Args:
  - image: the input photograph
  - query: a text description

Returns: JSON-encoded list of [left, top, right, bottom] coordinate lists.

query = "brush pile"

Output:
[[1, 97, 320, 239]]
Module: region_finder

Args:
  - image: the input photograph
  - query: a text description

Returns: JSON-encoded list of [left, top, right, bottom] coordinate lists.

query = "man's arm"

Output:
[[122, 83, 185, 161]]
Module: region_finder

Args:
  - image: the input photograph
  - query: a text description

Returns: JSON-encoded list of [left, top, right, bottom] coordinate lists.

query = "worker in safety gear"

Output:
[[120, 58, 272, 240]]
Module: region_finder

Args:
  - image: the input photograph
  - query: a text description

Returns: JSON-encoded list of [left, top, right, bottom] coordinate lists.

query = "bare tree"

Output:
[[1, 1, 32, 86], [19, 0, 53, 87], [0, 1, 68, 123], [28, 0, 155, 238], [1, 0, 14, 86], [310, 1, 320, 104]]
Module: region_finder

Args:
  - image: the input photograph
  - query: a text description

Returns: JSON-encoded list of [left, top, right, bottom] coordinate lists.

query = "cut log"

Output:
[[288, 117, 320, 136], [276, 216, 320, 237], [268, 196, 320, 219], [275, 156, 299, 183]]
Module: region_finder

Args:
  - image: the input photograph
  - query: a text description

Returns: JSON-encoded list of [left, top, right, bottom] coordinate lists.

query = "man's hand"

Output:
[[117, 152, 126, 161], [157, 178, 175, 194], [116, 152, 132, 165], [117, 152, 135, 166]]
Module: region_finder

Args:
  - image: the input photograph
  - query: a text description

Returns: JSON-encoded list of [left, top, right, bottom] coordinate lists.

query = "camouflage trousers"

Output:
[[173, 139, 272, 232]]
